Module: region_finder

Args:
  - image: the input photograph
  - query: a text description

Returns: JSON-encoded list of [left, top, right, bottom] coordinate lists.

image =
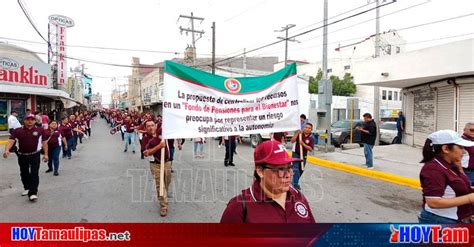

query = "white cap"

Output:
[[428, 130, 474, 147]]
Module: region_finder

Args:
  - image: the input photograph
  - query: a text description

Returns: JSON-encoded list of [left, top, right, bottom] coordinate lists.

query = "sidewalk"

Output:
[[309, 144, 422, 189]]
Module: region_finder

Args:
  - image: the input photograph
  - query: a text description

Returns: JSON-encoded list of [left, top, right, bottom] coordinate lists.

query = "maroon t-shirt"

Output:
[[462, 134, 474, 170], [143, 132, 169, 162], [44, 129, 62, 149], [59, 123, 73, 140], [124, 121, 136, 133], [9, 126, 46, 153], [220, 181, 316, 223], [294, 133, 314, 156], [420, 157, 473, 221]]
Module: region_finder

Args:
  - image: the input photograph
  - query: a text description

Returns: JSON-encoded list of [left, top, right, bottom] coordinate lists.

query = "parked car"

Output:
[[317, 120, 364, 147], [380, 121, 398, 145]]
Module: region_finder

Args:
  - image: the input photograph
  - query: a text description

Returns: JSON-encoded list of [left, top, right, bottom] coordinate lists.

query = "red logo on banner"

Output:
[[224, 78, 241, 94]]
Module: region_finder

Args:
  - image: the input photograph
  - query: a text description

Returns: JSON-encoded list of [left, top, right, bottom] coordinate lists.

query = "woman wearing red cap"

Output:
[[220, 140, 316, 223]]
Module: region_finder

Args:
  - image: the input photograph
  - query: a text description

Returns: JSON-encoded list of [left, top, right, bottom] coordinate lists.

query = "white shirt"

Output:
[[7, 115, 21, 130]]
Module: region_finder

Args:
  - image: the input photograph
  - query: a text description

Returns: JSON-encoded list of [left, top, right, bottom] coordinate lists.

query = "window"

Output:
[[388, 91, 393, 101], [394, 91, 399, 101], [400, 93, 403, 101], [386, 45, 392, 55], [327, 68, 332, 73], [332, 109, 347, 122], [344, 65, 351, 70], [396, 46, 401, 54], [382, 90, 387, 100]]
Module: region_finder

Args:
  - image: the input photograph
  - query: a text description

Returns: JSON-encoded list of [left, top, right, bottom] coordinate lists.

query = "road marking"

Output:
[[292, 152, 421, 190]]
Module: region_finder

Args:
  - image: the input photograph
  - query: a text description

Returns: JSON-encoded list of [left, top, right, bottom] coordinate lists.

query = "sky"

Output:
[[1, 0, 473, 105]]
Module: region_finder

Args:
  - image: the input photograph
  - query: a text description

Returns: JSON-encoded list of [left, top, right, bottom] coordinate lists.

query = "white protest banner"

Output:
[[162, 61, 300, 139]]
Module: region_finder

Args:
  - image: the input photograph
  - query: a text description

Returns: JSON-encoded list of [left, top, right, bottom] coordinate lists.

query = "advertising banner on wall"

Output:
[[0, 56, 52, 88]]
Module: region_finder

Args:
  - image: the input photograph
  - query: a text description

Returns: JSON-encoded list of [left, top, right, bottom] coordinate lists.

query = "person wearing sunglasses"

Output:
[[418, 130, 474, 224], [461, 122, 474, 186], [220, 140, 316, 223]]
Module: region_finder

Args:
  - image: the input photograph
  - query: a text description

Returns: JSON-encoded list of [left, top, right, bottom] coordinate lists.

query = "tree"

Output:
[[308, 68, 356, 96]]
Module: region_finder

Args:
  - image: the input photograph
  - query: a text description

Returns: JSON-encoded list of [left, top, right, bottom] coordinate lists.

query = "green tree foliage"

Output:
[[308, 68, 356, 96]]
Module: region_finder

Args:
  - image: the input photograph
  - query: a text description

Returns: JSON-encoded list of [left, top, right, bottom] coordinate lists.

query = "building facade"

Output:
[[0, 43, 77, 135], [353, 39, 474, 147]]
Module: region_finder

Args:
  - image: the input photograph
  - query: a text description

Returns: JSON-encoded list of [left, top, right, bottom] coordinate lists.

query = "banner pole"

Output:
[[159, 140, 165, 197], [299, 133, 304, 171]]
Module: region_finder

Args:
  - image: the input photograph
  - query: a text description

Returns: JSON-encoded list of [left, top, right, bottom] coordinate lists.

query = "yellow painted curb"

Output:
[[290, 152, 421, 190], [0, 140, 8, 145]]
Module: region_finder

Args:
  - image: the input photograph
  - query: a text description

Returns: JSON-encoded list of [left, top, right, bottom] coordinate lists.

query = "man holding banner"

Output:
[[291, 123, 314, 190], [143, 120, 172, 217]]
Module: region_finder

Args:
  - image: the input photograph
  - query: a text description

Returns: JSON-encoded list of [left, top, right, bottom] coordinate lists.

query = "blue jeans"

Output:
[[48, 146, 61, 172], [364, 143, 374, 167], [418, 209, 458, 224], [63, 138, 74, 158], [124, 132, 136, 152], [193, 142, 204, 156], [72, 134, 78, 150], [464, 169, 474, 186], [291, 152, 306, 188], [396, 129, 403, 144]]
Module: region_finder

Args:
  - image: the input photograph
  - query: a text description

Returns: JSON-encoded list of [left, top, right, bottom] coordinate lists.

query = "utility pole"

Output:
[[211, 22, 216, 74], [276, 24, 299, 66], [178, 12, 205, 65], [317, 0, 333, 152], [373, 0, 381, 145]]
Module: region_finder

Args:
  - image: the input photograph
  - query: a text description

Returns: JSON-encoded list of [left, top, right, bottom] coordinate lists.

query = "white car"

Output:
[[380, 121, 399, 145]]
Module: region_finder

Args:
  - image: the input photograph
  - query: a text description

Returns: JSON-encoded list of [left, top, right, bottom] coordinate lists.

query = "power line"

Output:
[[220, 1, 378, 59], [223, 0, 268, 23], [336, 12, 473, 49], [263, 11, 474, 55], [0, 36, 219, 56], [192, 0, 397, 67], [17, 0, 47, 43], [246, 0, 431, 57], [291, 1, 375, 34], [295, 0, 431, 46]]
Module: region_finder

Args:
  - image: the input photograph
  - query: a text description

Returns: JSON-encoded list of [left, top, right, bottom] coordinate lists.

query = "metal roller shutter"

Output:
[[458, 83, 474, 133], [436, 86, 455, 131]]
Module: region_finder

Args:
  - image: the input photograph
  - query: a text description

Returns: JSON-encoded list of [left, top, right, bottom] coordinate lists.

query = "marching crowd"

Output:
[[3, 106, 474, 224], [4, 110, 95, 201]]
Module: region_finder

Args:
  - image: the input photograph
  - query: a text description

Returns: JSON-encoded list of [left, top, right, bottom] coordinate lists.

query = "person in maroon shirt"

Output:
[[69, 115, 79, 151], [220, 140, 316, 223], [290, 123, 314, 190], [44, 120, 67, 176], [122, 116, 137, 153], [461, 122, 474, 186], [143, 120, 172, 217], [59, 117, 84, 159], [3, 114, 49, 201], [418, 130, 474, 224], [116, 114, 125, 141]]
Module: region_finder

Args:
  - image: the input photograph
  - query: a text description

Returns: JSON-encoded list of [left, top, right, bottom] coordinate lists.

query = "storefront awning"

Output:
[[0, 84, 81, 108]]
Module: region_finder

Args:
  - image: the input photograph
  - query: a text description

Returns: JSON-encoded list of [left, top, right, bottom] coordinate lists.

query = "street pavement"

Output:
[[0, 118, 421, 222]]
